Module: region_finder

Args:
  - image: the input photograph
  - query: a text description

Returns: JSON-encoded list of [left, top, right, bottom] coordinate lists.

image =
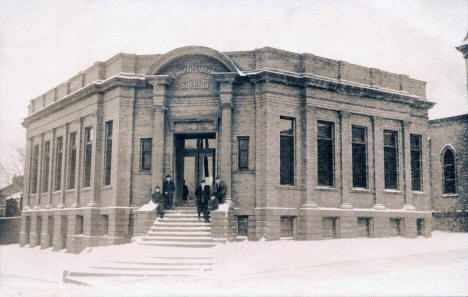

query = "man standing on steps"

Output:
[[195, 180, 205, 220], [163, 174, 175, 210], [151, 186, 165, 219], [213, 176, 227, 204]]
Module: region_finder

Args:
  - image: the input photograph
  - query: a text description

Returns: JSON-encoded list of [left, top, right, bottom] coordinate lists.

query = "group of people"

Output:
[[195, 176, 226, 222], [150, 174, 227, 223]]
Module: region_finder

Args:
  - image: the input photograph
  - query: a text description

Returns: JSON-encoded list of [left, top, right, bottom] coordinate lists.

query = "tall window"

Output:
[[104, 121, 113, 186], [31, 144, 39, 194], [317, 121, 334, 187], [54, 136, 63, 191], [280, 117, 295, 185], [384, 130, 398, 189], [410, 134, 423, 191], [68, 132, 77, 189], [42, 141, 50, 192], [140, 138, 152, 171], [83, 127, 93, 187], [238, 137, 249, 171], [352, 126, 368, 188], [442, 147, 456, 194]]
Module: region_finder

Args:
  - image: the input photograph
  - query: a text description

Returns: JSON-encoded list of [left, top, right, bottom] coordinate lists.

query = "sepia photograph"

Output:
[[0, 0, 467, 296]]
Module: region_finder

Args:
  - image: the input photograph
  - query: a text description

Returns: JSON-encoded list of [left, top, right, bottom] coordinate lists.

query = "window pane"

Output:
[[31, 145, 39, 194], [384, 130, 396, 147], [55, 137, 63, 191], [352, 126, 366, 143], [238, 137, 249, 171], [410, 134, 422, 191], [317, 122, 332, 139], [317, 139, 334, 186], [68, 132, 77, 189], [352, 143, 367, 188], [239, 138, 249, 150], [104, 121, 113, 186], [42, 141, 50, 192], [384, 146, 398, 189], [280, 135, 294, 185], [140, 138, 152, 171]]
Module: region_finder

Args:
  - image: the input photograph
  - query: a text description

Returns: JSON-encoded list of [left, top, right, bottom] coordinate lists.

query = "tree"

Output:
[[0, 145, 25, 188]]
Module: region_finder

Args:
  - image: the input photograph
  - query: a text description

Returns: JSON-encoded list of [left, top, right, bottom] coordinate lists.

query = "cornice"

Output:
[[245, 69, 435, 110], [22, 74, 146, 127]]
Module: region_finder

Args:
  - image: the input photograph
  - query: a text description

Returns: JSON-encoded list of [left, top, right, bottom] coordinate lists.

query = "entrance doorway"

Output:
[[175, 133, 216, 206]]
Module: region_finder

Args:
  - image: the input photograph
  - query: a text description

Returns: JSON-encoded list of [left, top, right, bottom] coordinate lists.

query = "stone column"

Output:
[[35, 134, 44, 209], [88, 94, 104, 207], [339, 111, 353, 209], [304, 104, 318, 208], [72, 118, 84, 208], [372, 116, 386, 210], [214, 74, 236, 201], [148, 76, 173, 187], [23, 138, 32, 209], [402, 120, 415, 210]]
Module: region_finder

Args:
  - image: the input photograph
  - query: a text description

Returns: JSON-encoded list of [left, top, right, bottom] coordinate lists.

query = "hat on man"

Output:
[[215, 176, 220, 180], [166, 174, 171, 178]]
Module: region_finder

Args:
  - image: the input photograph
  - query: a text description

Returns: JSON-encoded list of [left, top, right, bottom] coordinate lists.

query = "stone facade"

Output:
[[20, 46, 435, 253]]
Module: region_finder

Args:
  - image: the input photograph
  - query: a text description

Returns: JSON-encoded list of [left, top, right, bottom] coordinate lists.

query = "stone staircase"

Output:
[[139, 207, 217, 248], [63, 206, 218, 285]]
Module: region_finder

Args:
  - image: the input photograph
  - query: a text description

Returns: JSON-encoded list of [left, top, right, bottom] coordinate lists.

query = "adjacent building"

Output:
[[20, 45, 436, 253]]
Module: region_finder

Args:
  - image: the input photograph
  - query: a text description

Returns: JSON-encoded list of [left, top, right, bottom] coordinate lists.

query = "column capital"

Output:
[[146, 75, 174, 87]]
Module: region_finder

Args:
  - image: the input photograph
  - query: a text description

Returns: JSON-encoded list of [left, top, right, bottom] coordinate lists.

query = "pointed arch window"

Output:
[[442, 146, 457, 194]]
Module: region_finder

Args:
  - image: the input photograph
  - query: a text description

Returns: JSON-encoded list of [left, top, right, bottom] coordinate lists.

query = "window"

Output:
[[101, 215, 109, 235], [280, 216, 296, 238], [237, 216, 248, 237], [442, 147, 456, 194], [322, 217, 339, 239], [54, 137, 63, 191], [410, 134, 423, 191], [83, 127, 93, 187], [317, 121, 334, 186], [31, 145, 39, 194], [42, 141, 50, 192], [389, 218, 403, 236], [352, 126, 368, 188], [104, 121, 113, 186], [384, 130, 398, 189], [280, 117, 295, 185], [75, 215, 84, 234], [68, 132, 77, 189], [238, 137, 249, 171], [140, 138, 152, 171]]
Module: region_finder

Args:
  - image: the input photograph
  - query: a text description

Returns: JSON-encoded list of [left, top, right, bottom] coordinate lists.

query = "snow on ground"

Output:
[[1, 231, 467, 296]]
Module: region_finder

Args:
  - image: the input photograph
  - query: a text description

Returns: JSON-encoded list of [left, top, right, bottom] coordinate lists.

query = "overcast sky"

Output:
[[0, 0, 467, 184]]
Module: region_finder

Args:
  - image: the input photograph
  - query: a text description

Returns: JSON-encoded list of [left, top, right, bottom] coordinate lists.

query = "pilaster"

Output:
[[148, 75, 173, 188], [402, 120, 415, 210], [304, 104, 318, 208], [214, 74, 236, 200], [88, 94, 104, 207], [339, 111, 353, 209], [372, 116, 386, 210]]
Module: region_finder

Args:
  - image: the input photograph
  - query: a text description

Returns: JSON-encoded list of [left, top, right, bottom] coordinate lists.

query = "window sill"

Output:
[[101, 185, 112, 191], [233, 170, 255, 174], [351, 188, 371, 193], [314, 186, 338, 192], [81, 187, 91, 192], [412, 191, 425, 195], [52, 190, 62, 195], [66, 189, 76, 193], [383, 189, 402, 195], [443, 194, 459, 198]]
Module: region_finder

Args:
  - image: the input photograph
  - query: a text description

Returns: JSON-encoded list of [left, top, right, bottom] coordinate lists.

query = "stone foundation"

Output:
[[20, 207, 132, 253]]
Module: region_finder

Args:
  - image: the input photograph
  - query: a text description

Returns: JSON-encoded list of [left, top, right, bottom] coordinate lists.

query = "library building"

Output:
[[19, 45, 442, 252]]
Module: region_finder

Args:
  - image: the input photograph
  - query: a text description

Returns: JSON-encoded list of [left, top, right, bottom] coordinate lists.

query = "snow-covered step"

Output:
[[138, 241, 217, 248], [65, 268, 203, 278], [141, 236, 215, 243], [153, 222, 211, 227], [150, 227, 211, 233], [109, 260, 214, 266], [163, 214, 199, 219], [157, 218, 203, 223], [147, 231, 210, 237], [90, 264, 213, 271]]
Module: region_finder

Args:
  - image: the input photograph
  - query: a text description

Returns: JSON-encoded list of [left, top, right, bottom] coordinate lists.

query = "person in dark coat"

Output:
[[206, 195, 219, 223], [163, 174, 175, 210], [151, 186, 165, 219], [195, 180, 206, 220], [213, 176, 227, 204], [183, 180, 189, 201], [202, 183, 211, 222]]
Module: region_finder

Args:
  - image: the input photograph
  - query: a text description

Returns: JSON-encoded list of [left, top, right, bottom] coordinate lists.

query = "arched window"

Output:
[[442, 146, 457, 194]]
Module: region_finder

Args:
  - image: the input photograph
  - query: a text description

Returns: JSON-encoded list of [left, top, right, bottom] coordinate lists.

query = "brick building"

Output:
[[19, 46, 435, 253], [429, 33, 468, 231]]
